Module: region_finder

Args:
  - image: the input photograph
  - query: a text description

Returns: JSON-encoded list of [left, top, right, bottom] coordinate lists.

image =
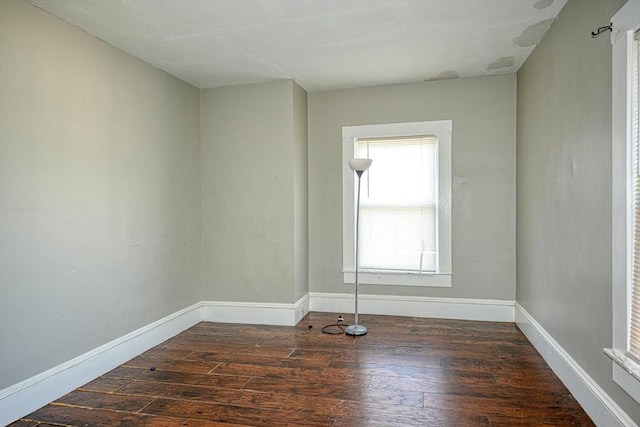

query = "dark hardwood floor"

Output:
[[11, 312, 594, 426]]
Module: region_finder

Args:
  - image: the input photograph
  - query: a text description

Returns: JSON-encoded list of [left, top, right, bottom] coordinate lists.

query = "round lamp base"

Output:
[[345, 324, 368, 336]]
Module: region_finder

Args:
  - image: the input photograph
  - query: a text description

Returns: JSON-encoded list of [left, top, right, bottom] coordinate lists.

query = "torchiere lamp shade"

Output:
[[348, 158, 373, 173]]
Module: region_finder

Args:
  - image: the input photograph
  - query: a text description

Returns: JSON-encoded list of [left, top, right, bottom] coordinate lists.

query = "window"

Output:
[[631, 28, 640, 364], [357, 135, 437, 272], [608, 0, 640, 404], [342, 120, 452, 287]]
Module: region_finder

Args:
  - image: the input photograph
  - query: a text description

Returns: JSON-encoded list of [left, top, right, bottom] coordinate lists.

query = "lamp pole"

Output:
[[346, 158, 372, 336]]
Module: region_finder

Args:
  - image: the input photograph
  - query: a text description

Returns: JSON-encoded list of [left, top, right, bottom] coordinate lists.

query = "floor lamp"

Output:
[[346, 158, 372, 336]]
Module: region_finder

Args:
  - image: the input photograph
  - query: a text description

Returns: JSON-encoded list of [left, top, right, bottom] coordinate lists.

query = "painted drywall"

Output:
[[308, 75, 516, 300], [293, 83, 309, 302], [0, 0, 201, 389], [200, 80, 307, 304], [517, 0, 640, 420]]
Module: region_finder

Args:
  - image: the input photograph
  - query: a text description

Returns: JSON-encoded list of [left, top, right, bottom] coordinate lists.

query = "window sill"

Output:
[[604, 348, 640, 404], [342, 269, 452, 287]]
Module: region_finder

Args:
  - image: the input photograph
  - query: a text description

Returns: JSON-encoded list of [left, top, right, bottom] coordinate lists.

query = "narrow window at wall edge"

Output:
[[341, 120, 452, 288], [630, 27, 640, 366], [606, 0, 640, 405]]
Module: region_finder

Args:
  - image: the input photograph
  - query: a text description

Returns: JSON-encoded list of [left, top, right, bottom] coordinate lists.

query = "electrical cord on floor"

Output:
[[321, 315, 345, 335]]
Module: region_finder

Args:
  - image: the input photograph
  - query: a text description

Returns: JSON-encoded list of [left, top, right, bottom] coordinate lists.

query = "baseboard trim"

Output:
[[0, 302, 202, 426], [202, 294, 309, 326], [515, 303, 637, 427], [309, 292, 515, 322], [294, 293, 310, 324]]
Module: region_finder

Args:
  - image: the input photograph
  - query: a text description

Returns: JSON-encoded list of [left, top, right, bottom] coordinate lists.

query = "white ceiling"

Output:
[[27, 0, 568, 92]]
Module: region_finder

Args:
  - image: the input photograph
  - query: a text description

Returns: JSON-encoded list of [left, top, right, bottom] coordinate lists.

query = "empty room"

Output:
[[1, 0, 639, 425]]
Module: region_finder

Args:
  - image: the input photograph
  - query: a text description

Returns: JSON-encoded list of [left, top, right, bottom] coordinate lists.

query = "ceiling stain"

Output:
[[487, 56, 515, 70], [534, 0, 554, 10], [436, 70, 459, 80], [423, 70, 459, 82], [513, 18, 555, 47]]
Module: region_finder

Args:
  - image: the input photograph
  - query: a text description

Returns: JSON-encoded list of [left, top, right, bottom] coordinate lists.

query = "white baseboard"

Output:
[[0, 302, 202, 427], [202, 294, 310, 326], [309, 292, 515, 322], [201, 293, 513, 325], [294, 293, 310, 324], [515, 303, 637, 427]]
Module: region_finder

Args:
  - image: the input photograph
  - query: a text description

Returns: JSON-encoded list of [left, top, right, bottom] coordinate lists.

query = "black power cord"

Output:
[[321, 315, 345, 335]]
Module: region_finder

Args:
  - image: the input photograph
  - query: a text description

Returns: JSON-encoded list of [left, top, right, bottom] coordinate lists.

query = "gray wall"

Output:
[[308, 75, 516, 299], [0, 0, 202, 388], [293, 83, 309, 302], [516, 0, 639, 419], [200, 80, 308, 304]]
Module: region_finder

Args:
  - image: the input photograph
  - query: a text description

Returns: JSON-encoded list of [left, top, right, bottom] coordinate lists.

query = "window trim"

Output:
[[342, 120, 452, 287], [608, 0, 640, 405]]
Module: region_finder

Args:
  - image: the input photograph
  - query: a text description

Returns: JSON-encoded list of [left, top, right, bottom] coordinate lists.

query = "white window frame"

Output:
[[342, 120, 452, 287], [607, 0, 640, 404]]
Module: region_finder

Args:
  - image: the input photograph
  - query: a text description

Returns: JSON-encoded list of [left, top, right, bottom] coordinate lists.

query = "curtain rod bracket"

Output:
[[591, 23, 612, 38]]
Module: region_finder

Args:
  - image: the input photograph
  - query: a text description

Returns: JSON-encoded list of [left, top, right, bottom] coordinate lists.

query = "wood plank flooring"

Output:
[[11, 312, 594, 426]]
